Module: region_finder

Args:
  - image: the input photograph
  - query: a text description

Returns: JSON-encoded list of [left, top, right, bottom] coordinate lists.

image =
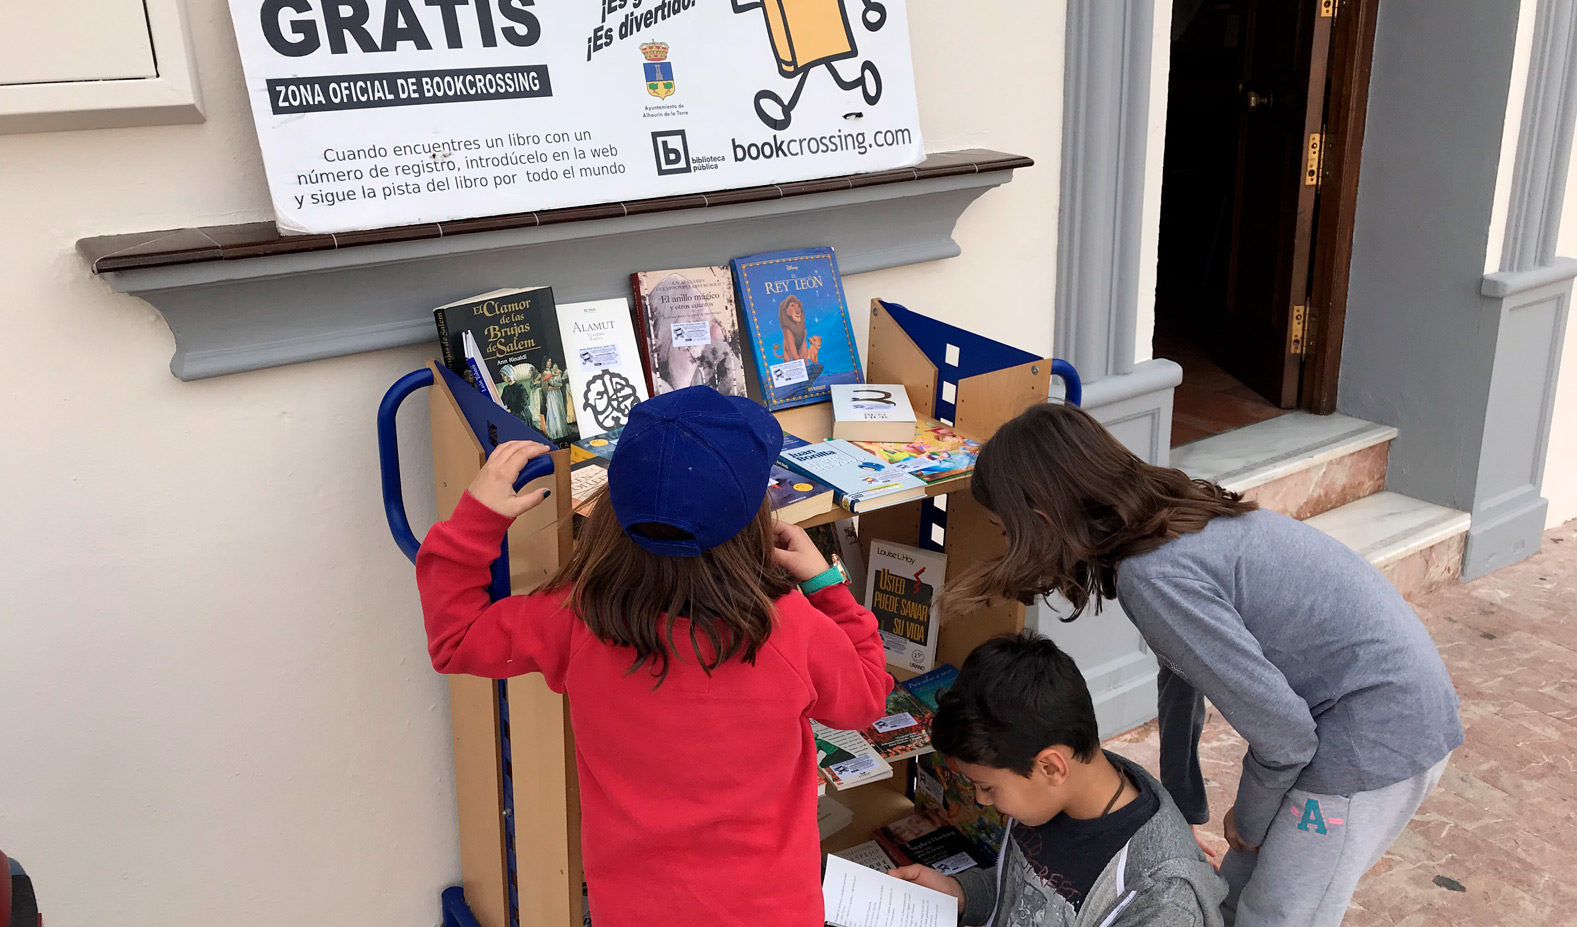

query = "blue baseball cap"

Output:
[[607, 385, 784, 557]]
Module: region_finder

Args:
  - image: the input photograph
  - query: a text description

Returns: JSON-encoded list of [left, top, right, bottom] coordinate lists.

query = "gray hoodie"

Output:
[[953, 754, 1226, 927]]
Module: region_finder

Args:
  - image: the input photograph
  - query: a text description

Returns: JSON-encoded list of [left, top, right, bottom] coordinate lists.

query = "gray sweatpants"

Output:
[[1221, 755, 1449, 926]]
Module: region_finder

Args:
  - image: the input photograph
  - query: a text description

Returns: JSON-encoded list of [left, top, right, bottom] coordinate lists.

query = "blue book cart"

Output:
[[378, 308, 1078, 927]]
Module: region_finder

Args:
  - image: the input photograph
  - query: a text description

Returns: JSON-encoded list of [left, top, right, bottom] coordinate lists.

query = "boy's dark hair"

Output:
[[932, 631, 1100, 775]]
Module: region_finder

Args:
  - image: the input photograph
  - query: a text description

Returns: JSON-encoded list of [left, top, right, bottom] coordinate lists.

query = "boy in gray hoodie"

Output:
[[890, 632, 1225, 927]]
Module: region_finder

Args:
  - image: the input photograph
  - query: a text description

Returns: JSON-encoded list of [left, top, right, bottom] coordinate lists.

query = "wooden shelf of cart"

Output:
[[428, 298, 1054, 927]]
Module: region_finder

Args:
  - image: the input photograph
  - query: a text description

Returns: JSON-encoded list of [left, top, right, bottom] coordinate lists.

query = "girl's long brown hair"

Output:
[[538, 487, 792, 684], [939, 402, 1256, 620]]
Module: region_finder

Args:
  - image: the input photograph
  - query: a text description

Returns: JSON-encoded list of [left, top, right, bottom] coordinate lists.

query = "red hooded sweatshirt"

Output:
[[416, 493, 892, 927]]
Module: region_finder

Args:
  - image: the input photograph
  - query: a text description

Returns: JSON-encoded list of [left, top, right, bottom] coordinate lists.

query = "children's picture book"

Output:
[[915, 752, 1007, 865], [778, 434, 928, 514], [555, 298, 649, 439], [900, 664, 959, 713], [852, 420, 983, 486], [630, 266, 750, 399], [858, 681, 935, 762], [769, 464, 835, 525], [570, 458, 609, 518], [823, 854, 955, 927], [831, 384, 919, 443], [810, 720, 894, 790], [732, 247, 863, 410], [569, 427, 623, 464], [433, 287, 579, 448], [817, 795, 856, 840], [866, 540, 947, 674]]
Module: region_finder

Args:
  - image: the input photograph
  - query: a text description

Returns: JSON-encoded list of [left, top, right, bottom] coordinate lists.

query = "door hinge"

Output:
[[1290, 304, 1309, 355], [1304, 133, 1324, 187]]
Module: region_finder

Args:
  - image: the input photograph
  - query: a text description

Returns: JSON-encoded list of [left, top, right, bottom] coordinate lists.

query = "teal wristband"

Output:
[[799, 562, 848, 595]]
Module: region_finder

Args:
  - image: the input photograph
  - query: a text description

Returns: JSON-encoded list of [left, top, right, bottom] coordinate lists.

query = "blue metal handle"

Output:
[[1051, 358, 1082, 407], [379, 368, 434, 564], [379, 367, 559, 566]]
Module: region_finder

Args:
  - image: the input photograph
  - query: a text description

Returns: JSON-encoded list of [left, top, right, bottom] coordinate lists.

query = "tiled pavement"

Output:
[[1106, 520, 1577, 926]]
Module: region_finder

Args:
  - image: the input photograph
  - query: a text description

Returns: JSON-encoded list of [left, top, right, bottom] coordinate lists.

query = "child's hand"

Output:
[[466, 441, 554, 518], [771, 522, 831, 582], [1223, 808, 1259, 854], [889, 865, 965, 914]]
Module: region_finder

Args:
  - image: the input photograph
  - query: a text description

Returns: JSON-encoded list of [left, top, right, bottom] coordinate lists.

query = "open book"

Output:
[[823, 853, 957, 927]]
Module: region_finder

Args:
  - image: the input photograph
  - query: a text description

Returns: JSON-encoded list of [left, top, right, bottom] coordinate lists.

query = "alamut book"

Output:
[[778, 434, 927, 514], [433, 287, 579, 448], [811, 720, 894, 790], [865, 539, 947, 674], [831, 384, 918, 442], [555, 297, 649, 440], [630, 266, 750, 399]]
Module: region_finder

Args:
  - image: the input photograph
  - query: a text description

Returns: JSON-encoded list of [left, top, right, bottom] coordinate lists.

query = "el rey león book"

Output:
[[732, 247, 863, 410]]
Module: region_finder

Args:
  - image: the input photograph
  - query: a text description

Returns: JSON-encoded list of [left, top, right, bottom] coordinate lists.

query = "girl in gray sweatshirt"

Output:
[[941, 402, 1462, 927]]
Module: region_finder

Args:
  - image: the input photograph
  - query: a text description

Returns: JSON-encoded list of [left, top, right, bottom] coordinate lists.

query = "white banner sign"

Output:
[[227, 0, 925, 234]]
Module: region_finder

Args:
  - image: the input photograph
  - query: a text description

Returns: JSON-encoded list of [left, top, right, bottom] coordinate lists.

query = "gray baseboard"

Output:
[[1463, 490, 1551, 580]]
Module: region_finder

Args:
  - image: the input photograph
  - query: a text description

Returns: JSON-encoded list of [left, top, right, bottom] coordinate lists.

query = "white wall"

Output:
[[0, 2, 1065, 926], [1546, 150, 1577, 527]]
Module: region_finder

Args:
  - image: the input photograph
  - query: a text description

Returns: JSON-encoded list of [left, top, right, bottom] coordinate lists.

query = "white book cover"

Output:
[[831, 383, 917, 424], [556, 298, 650, 438], [833, 519, 868, 603], [865, 540, 948, 674], [811, 720, 894, 790], [817, 795, 856, 840], [831, 384, 919, 442]]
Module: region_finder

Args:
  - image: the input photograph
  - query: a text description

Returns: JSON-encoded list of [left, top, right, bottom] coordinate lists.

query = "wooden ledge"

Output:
[[80, 149, 1032, 380], [80, 150, 1031, 274]]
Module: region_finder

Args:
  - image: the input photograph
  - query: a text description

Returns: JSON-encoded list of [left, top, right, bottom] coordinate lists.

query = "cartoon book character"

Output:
[[731, 0, 888, 129]]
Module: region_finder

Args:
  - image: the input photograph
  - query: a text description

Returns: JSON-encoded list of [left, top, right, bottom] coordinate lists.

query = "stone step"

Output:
[[1171, 411, 1397, 520], [1304, 491, 1472, 600]]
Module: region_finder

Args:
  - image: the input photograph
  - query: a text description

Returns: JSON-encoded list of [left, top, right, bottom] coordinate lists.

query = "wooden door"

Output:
[[1216, 0, 1334, 407]]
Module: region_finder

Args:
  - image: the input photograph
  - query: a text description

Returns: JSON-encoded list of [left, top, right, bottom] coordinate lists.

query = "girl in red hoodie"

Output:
[[416, 385, 892, 927]]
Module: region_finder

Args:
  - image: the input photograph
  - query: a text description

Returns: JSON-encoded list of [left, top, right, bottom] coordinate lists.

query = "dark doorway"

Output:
[[1155, 0, 1378, 444]]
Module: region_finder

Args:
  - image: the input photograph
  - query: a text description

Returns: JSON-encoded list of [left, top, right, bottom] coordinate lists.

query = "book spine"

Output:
[[628, 273, 657, 396], [775, 453, 858, 512], [463, 355, 492, 400], [873, 830, 916, 868], [434, 307, 457, 374]]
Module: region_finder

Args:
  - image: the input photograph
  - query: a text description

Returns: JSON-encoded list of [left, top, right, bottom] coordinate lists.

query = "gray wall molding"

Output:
[[1342, 0, 1574, 580], [1050, 0, 1165, 738], [1501, 0, 1577, 271], [95, 168, 1022, 380], [1483, 255, 1577, 295], [1465, 0, 1577, 576], [1055, 0, 1156, 382], [1466, 271, 1574, 578]]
